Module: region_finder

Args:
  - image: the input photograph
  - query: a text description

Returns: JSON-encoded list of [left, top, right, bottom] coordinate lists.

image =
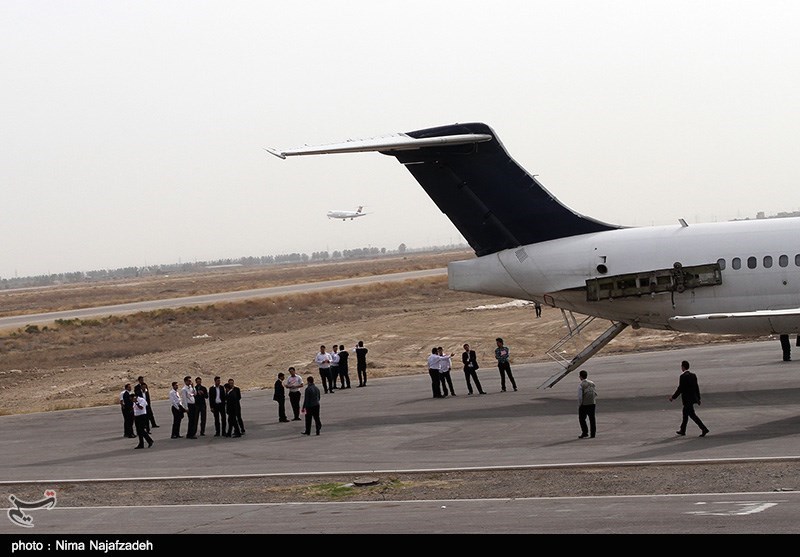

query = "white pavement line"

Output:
[[5, 455, 800, 486]]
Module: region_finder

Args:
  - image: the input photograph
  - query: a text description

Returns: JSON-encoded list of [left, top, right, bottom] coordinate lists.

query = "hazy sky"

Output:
[[3, 1, 800, 278]]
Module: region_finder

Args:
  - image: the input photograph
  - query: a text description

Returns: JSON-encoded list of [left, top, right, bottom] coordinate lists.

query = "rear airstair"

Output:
[[539, 309, 629, 389]]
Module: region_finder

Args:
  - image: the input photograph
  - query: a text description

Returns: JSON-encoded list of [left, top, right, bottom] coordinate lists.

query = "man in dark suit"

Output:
[[224, 382, 242, 437], [194, 377, 208, 436], [274, 372, 289, 422], [461, 343, 486, 395], [779, 334, 791, 361], [337, 345, 351, 389], [120, 383, 135, 438], [208, 376, 227, 437], [227, 378, 245, 435], [669, 360, 709, 437]]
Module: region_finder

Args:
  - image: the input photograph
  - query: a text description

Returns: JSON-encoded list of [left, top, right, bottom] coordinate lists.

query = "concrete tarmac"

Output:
[[1, 339, 799, 534]]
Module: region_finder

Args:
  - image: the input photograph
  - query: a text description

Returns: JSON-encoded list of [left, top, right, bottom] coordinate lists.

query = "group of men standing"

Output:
[[314, 342, 369, 394], [119, 376, 160, 449], [123, 375, 244, 447], [273, 368, 323, 435], [426, 338, 518, 398], [167, 375, 245, 439]]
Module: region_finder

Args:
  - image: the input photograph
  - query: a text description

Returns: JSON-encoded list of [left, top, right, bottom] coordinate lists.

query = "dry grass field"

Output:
[[0, 250, 763, 415]]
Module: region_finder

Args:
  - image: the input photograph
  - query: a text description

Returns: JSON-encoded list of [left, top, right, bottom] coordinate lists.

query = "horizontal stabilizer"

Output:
[[268, 122, 620, 256], [264, 133, 492, 159]]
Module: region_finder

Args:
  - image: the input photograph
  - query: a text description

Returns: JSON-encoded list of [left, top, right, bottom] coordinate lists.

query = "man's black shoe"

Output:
[[700, 429, 710, 437], [578, 434, 588, 439], [676, 431, 686, 436]]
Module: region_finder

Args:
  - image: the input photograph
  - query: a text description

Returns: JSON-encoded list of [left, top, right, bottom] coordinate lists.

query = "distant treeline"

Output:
[[0, 243, 467, 290]]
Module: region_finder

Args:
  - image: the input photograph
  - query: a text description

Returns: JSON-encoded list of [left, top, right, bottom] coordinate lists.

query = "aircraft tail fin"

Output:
[[269, 122, 621, 256]]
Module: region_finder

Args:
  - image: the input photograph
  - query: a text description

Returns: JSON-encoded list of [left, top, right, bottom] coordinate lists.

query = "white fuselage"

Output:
[[449, 217, 800, 334], [327, 210, 365, 219]]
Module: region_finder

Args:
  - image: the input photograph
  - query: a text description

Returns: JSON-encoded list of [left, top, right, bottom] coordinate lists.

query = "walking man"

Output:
[[285, 367, 304, 421], [224, 382, 242, 437], [132, 394, 154, 449], [669, 360, 709, 437], [301, 376, 322, 436], [494, 338, 518, 392], [134, 376, 158, 432], [577, 370, 597, 439], [227, 378, 245, 435]]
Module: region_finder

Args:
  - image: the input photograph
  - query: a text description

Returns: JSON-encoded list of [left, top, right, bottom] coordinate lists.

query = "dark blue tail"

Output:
[[385, 123, 620, 257]]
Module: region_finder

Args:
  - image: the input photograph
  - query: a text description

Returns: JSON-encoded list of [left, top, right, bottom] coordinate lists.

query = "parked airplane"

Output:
[[327, 206, 368, 220], [266, 123, 800, 388]]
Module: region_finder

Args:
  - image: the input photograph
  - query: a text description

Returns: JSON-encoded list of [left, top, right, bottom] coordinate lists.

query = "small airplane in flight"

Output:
[[266, 122, 800, 388], [327, 206, 368, 220]]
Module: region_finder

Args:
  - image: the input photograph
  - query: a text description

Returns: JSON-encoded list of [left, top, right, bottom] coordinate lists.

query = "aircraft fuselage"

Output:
[[449, 216, 800, 334]]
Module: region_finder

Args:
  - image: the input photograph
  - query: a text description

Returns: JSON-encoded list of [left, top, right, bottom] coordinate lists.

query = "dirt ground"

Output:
[[2, 250, 793, 504]]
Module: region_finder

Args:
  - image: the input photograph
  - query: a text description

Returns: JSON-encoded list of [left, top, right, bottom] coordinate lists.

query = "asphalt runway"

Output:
[[2, 339, 799, 534]]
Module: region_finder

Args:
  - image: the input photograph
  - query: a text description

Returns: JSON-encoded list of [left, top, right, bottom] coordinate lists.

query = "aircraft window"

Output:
[[780, 255, 789, 267], [764, 256, 773, 268], [796, 254, 800, 266], [732, 257, 741, 270], [717, 258, 726, 270], [747, 256, 757, 269]]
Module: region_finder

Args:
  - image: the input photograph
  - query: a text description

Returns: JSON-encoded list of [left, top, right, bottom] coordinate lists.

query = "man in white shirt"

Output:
[[329, 345, 340, 392], [427, 348, 445, 398], [169, 382, 184, 439], [314, 345, 334, 394], [284, 367, 304, 421], [437, 347, 456, 397], [181, 375, 198, 439], [132, 394, 153, 449]]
